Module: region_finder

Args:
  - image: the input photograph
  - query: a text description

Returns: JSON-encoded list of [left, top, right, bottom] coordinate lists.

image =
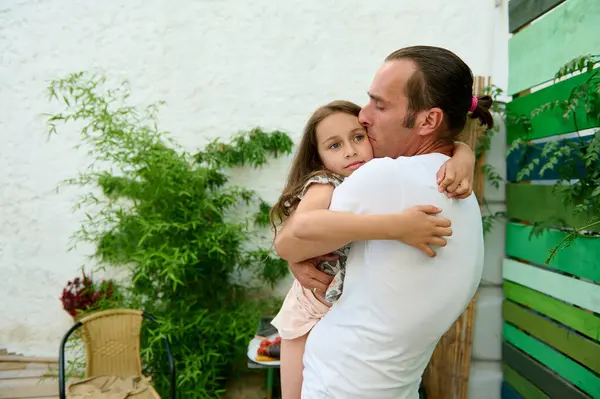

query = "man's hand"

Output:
[[288, 254, 338, 294]]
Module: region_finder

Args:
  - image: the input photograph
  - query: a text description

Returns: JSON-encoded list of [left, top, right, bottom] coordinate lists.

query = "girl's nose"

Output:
[[345, 149, 357, 159]]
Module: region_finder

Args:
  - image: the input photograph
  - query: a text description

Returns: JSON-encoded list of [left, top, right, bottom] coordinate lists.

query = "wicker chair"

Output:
[[58, 309, 175, 399]]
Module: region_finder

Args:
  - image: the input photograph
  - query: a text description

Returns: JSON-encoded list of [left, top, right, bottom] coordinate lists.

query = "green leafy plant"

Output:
[[477, 84, 507, 235], [47, 72, 293, 398], [506, 55, 600, 263]]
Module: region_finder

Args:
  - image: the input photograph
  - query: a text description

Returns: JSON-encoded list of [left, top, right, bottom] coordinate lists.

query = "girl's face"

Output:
[[315, 112, 374, 177]]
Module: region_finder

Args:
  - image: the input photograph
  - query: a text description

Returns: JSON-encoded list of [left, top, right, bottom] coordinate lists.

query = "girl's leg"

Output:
[[280, 334, 309, 399]]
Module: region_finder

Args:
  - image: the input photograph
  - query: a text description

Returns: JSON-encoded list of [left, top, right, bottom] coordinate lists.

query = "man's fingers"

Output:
[[312, 273, 333, 286], [310, 276, 331, 293], [299, 274, 329, 293], [310, 268, 334, 284], [315, 253, 340, 263]]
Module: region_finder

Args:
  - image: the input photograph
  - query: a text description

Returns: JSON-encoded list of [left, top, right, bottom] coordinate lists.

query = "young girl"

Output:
[[269, 100, 475, 399]]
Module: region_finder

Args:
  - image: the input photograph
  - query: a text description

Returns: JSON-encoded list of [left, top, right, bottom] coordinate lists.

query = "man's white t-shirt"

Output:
[[301, 154, 484, 399]]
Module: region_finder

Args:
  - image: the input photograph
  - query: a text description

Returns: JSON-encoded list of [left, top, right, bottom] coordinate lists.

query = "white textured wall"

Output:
[[0, 0, 503, 375], [469, 1, 509, 398]]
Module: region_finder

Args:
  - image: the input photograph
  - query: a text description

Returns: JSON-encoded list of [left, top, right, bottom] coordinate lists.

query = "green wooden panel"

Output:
[[509, 0, 567, 33], [504, 323, 600, 397], [503, 280, 600, 341], [503, 259, 600, 313], [503, 342, 590, 399], [506, 184, 600, 232], [503, 300, 600, 373], [506, 70, 600, 143], [501, 383, 522, 399], [503, 364, 549, 399], [505, 222, 600, 282], [508, 0, 600, 94], [502, 382, 525, 399], [506, 135, 594, 182]]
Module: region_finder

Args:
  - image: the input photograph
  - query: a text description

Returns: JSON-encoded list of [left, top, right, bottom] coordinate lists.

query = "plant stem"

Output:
[[546, 219, 600, 264]]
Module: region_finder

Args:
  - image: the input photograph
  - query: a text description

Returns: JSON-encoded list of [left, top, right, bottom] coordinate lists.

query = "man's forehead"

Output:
[[370, 59, 417, 101]]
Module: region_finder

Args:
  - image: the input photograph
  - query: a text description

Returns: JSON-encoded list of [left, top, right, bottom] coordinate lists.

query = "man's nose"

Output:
[[358, 107, 371, 127]]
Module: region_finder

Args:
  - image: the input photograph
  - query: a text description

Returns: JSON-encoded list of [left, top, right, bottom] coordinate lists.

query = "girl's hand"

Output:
[[437, 142, 476, 199], [389, 205, 452, 257], [436, 162, 473, 199]]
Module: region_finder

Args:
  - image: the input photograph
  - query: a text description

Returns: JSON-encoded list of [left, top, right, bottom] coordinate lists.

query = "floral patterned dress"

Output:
[[271, 174, 350, 339], [297, 174, 349, 304]]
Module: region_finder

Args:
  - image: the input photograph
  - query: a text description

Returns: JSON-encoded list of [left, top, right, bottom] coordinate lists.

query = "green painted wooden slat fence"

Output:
[[503, 342, 589, 399], [503, 280, 600, 341], [503, 300, 600, 373], [509, 0, 567, 33], [502, 382, 524, 399], [505, 0, 600, 396], [505, 222, 600, 282], [503, 259, 600, 313], [506, 184, 600, 232], [506, 135, 594, 182], [508, 0, 600, 94], [508, 0, 565, 33], [503, 364, 549, 399], [506, 69, 600, 143], [504, 323, 600, 397]]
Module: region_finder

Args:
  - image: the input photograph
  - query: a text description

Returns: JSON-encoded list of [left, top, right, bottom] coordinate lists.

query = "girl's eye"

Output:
[[354, 135, 365, 142], [329, 143, 341, 149]]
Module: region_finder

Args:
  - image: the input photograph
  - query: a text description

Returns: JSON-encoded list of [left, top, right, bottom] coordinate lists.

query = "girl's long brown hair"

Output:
[[270, 100, 362, 235]]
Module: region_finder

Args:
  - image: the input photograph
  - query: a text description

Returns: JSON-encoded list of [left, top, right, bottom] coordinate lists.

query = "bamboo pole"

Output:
[[422, 76, 491, 399]]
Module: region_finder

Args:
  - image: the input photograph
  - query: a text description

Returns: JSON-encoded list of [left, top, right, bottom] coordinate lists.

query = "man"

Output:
[[286, 46, 489, 398]]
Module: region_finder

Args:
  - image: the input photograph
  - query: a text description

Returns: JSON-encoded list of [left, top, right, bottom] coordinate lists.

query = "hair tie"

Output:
[[469, 96, 478, 113]]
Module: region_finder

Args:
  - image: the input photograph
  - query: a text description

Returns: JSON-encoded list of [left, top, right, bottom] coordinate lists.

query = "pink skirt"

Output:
[[271, 280, 331, 340]]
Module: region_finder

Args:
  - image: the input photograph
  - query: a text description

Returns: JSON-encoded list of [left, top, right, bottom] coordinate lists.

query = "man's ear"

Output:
[[416, 107, 444, 137]]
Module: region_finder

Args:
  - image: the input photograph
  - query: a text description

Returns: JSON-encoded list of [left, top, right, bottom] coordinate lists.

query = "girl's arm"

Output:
[[274, 183, 347, 263], [275, 144, 472, 263], [274, 205, 451, 263]]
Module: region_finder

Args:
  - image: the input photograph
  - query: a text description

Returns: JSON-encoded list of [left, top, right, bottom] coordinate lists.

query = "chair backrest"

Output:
[[79, 309, 144, 378]]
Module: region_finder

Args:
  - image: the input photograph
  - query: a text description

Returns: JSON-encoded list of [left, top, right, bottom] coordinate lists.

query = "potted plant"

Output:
[[59, 271, 116, 321]]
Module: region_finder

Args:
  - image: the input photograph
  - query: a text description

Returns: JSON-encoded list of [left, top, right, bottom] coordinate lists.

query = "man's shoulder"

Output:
[[359, 157, 398, 170], [342, 155, 443, 184], [354, 154, 446, 172], [343, 157, 404, 183], [329, 158, 404, 211]]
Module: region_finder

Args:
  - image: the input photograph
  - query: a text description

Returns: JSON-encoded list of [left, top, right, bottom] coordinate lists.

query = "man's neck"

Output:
[[399, 136, 454, 157], [414, 141, 453, 157]]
